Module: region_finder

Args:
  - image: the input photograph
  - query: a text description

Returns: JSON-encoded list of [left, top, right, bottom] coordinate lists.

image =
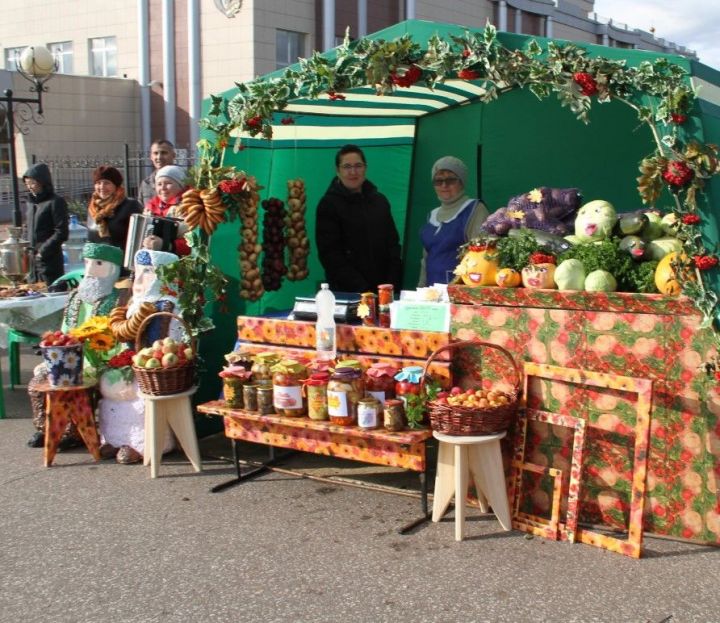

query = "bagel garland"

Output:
[[286, 178, 309, 281], [176, 187, 226, 236]]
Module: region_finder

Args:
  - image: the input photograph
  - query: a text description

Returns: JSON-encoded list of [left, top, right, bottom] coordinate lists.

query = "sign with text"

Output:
[[390, 301, 450, 332]]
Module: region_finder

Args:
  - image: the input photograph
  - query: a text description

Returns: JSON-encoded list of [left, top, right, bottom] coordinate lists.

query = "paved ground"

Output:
[[1, 344, 719, 623]]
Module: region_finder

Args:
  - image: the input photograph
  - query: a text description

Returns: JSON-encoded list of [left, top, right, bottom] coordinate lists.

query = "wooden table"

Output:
[[36, 379, 100, 467], [197, 400, 434, 533]]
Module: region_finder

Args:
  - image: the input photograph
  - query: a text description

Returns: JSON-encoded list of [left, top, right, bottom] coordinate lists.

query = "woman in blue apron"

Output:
[[418, 156, 489, 286]]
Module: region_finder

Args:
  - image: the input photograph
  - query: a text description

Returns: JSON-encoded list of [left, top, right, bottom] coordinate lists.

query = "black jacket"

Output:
[[86, 196, 143, 252], [315, 178, 402, 293], [23, 163, 69, 285]]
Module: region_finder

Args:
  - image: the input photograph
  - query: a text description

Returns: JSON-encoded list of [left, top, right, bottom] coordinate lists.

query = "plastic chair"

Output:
[[49, 268, 84, 292], [0, 356, 7, 418], [8, 328, 38, 390]]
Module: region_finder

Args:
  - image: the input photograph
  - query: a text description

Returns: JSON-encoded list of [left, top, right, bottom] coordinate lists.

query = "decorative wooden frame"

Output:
[[518, 362, 653, 559], [511, 409, 586, 542]]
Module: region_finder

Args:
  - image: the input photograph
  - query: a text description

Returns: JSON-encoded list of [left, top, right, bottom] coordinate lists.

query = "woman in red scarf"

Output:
[[143, 165, 190, 256]]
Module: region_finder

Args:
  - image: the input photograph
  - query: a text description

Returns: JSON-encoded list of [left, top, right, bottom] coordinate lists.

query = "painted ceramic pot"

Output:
[[42, 343, 84, 387]]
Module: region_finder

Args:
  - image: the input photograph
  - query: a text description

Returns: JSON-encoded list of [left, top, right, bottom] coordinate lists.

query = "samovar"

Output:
[[0, 226, 33, 286]]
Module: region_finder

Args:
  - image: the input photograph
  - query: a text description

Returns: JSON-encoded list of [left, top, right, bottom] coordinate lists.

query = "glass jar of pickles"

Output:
[[218, 366, 253, 409], [394, 365, 424, 409], [304, 373, 329, 421], [327, 366, 364, 426], [271, 359, 308, 416], [364, 362, 398, 403], [224, 349, 254, 371], [251, 351, 280, 387]]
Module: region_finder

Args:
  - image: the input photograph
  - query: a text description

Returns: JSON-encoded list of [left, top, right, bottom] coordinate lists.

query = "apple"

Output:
[[152, 350, 164, 360], [161, 352, 179, 368], [162, 342, 178, 355], [145, 357, 161, 369], [183, 347, 194, 361], [152, 339, 164, 351], [450, 386, 462, 396], [133, 353, 149, 367]]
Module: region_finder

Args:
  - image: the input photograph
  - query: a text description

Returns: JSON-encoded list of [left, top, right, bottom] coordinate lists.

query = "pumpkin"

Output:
[[454, 245, 499, 286], [655, 251, 693, 296], [495, 267, 521, 288]]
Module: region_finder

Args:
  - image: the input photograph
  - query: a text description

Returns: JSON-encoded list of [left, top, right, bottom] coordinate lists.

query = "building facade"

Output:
[[0, 0, 698, 172]]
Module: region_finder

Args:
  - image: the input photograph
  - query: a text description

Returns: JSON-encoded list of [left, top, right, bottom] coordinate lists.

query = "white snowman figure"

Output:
[[100, 249, 182, 464]]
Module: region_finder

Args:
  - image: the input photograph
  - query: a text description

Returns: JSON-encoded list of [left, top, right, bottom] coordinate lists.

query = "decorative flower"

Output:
[[527, 188, 543, 203], [457, 68, 480, 80], [88, 333, 115, 353], [573, 72, 598, 97], [670, 113, 687, 124], [529, 252, 556, 265], [693, 255, 719, 271], [327, 90, 346, 101], [662, 160, 694, 187], [69, 315, 118, 375], [390, 65, 422, 88], [246, 115, 263, 128], [218, 178, 247, 194], [109, 349, 136, 368], [681, 213, 701, 225]]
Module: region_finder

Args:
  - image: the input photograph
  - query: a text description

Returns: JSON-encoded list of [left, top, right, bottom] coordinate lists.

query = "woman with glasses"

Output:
[[315, 144, 402, 293], [418, 156, 489, 286]]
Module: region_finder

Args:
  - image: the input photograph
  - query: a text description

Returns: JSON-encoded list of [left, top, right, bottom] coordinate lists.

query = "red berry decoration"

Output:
[[573, 72, 598, 97], [529, 252, 556, 265], [246, 116, 262, 129], [670, 113, 688, 124], [662, 160, 694, 187], [219, 178, 247, 194], [693, 255, 719, 271], [457, 69, 480, 80], [390, 65, 422, 88], [681, 213, 701, 225], [327, 90, 346, 101], [280, 116, 295, 125]]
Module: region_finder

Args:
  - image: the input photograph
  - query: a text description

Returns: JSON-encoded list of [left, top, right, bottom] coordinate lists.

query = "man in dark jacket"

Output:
[[23, 162, 69, 285], [315, 144, 402, 293], [138, 139, 175, 207]]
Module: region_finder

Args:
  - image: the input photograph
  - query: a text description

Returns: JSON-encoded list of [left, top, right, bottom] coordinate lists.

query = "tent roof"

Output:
[[219, 19, 720, 148]]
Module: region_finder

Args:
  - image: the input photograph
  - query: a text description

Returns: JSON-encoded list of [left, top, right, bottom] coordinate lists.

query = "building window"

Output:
[[4, 46, 25, 71], [276, 29, 305, 69], [48, 41, 74, 74], [89, 36, 117, 77]]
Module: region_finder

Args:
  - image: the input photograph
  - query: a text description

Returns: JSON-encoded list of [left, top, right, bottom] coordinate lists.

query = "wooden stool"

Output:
[[140, 386, 202, 478], [37, 380, 100, 467], [432, 430, 511, 541]]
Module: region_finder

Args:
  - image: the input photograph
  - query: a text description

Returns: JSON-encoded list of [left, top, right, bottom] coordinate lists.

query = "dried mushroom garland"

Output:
[[261, 197, 287, 291], [237, 177, 265, 301], [286, 178, 309, 281]]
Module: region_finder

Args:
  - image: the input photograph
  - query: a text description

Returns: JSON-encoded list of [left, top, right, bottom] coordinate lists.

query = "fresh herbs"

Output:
[[495, 230, 542, 271]]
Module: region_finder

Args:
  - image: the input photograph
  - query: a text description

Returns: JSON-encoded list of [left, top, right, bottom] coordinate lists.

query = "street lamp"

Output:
[[0, 45, 57, 227]]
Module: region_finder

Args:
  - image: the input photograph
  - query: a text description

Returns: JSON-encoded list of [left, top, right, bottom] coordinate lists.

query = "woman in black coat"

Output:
[[86, 165, 142, 253], [315, 144, 403, 293], [23, 163, 69, 285]]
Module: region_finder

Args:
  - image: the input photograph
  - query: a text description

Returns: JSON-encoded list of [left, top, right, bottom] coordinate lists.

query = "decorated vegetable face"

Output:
[[574, 200, 617, 242], [618, 235, 646, 261], [521, 252, 557, 289], [495, 267, 521, 288], [454, 244, 499, 286]]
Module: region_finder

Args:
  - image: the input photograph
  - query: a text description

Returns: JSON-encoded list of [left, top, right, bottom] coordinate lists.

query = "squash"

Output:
[[454, 245, 499, 287], [655, 251, 692, 296], [495, 267, 521, 288]]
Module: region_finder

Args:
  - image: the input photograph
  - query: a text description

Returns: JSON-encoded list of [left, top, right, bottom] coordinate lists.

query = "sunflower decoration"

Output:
[[69, 315, 119, 377]]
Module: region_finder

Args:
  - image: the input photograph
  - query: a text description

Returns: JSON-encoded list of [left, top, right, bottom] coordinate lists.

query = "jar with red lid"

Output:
[[271, 359, 308, 416], [303, 373, 329, 421], [327, 366, 364, 426], [394, 365, 424, 409], [307, 358, 335, 377], [364, 362, 398, 403], [377, 284, 394, 328]]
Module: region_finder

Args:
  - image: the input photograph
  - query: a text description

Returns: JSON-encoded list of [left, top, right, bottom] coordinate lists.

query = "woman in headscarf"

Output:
[[418, 156, 489, 286], [86, 165, 142, 253], [22, 162, 69, 285]]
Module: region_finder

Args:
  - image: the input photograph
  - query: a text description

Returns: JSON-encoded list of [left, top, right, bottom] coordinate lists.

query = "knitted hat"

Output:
[[431, 156, 467, 187], [156, 165, 186, 187], [93, 165, 124, 188], [81, 242, 123, 266]]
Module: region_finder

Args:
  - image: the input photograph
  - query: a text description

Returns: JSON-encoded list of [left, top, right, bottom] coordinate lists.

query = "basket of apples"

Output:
[[40, 330, 84, 387], [131, 312, 196, 396], [423, 340, 521, 436]]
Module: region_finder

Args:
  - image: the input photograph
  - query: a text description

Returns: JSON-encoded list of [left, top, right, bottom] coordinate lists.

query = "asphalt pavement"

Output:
[[1, 343, 719, 623]]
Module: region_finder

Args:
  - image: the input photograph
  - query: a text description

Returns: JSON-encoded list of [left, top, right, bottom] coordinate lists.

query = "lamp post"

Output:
[[0, 45, 56, 227]]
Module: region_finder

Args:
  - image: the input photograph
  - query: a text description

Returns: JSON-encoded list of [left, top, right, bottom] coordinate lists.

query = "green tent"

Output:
[[197, 19, 720, 405]]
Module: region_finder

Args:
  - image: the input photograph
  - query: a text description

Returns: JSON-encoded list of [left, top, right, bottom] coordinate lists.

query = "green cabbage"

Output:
[[554, 259, 586, 290], [585, 270, 617, 292]]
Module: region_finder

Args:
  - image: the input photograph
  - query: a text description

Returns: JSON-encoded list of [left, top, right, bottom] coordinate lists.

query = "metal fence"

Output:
[[0, 144, 195, 221]]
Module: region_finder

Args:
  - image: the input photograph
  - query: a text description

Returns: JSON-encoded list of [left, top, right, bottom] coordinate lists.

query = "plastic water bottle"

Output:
[[315, 283, 336, 360], [62, 214, 88, 273]]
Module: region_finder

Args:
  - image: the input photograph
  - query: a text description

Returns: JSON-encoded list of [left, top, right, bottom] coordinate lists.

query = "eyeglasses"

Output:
[[340, 163, 366, 171], [433, 176, 460, 187]]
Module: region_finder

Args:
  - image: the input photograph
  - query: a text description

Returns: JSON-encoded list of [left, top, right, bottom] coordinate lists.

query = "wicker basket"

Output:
[[423, 340, 521, 436], [132, 311, 196, 396]]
